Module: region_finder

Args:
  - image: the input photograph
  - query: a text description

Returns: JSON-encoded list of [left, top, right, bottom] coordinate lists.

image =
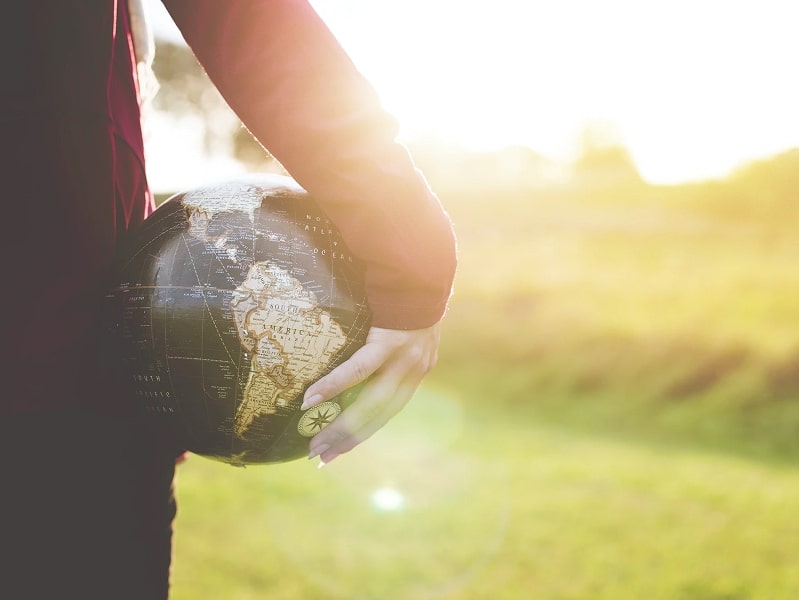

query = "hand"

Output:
[[303, 323, 441, 465]]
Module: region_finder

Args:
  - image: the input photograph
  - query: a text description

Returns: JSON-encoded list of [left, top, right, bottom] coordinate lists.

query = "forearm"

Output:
[[163, 0, 457, 328]]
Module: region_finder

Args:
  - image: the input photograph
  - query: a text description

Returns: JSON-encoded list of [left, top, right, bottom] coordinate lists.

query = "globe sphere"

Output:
[[105, 175, 371, 465]]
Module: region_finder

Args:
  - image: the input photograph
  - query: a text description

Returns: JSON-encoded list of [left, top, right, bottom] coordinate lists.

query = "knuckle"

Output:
[[319, 373, 346, 397], [348, 359, 374, 384], [406, 345, 425, 364], [404, 345, 437, 375]]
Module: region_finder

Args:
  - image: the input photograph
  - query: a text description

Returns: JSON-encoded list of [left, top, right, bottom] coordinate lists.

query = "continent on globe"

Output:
[[230, 261, 347, 438], [105, 175, 372, 465]]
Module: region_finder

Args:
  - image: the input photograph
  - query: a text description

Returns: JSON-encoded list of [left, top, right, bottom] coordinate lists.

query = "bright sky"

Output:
[[145, 0, 799, 188]]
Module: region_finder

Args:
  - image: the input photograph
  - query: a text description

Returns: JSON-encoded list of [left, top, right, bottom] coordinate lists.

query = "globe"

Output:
[[105, 175, 372, 466]]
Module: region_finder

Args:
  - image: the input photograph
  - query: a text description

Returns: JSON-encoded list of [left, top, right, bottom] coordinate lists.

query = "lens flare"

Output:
[[370, 486, 405, 512], [264, 384, 510, 598]]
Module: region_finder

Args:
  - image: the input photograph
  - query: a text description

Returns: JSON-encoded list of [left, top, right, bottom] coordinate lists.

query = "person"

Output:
[[1, 1, 456, 598]]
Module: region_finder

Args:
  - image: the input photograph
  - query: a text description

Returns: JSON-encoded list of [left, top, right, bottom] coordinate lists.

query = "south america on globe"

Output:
[[105, 175, 372, 466]]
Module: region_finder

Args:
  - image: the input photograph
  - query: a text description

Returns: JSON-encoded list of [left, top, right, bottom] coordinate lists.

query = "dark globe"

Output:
[[105, 175, 372, 466]]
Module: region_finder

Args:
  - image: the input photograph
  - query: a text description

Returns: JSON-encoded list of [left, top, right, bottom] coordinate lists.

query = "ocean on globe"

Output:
[[105, 175, 372, 466]]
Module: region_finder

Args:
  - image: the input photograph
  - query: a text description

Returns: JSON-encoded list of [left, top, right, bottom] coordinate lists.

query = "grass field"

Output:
[[171, 400, 799, 600], [169, 150, 799, 599]]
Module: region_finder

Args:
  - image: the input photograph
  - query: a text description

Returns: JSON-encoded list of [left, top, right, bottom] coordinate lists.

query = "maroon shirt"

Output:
[[2, 0, 456, 414]]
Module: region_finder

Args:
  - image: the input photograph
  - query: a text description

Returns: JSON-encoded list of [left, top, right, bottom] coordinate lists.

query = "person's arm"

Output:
[[163, 0, 457, 463]]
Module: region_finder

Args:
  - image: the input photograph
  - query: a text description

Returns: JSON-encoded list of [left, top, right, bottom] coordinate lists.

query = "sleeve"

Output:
[[161, 0, 457, 329]]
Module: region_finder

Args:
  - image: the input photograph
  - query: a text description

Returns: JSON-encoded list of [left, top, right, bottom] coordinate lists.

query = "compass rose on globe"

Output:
[[297, 401, 343, 437]]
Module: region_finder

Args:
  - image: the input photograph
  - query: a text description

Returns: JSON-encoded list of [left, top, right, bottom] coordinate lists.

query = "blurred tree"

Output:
[[572, 123, 642, 186], [730, 148, 799, 197], [151, 41, 281, 171], [697, 148, 799, 225]]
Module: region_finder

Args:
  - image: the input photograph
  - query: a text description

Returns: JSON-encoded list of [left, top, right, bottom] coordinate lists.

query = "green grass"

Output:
[[171, 389, 799, 599], [169, 150, 799, 598]]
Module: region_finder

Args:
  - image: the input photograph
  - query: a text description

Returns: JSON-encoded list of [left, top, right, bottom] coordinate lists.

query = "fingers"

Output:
[[305, 324, 442, 465], [308, 375, 420, 464], [302, 326, 435, 409], [300, 339, 391, 410]]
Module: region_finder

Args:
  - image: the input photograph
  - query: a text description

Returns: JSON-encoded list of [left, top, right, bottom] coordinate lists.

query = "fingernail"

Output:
[[320, 453, 338, 466], [308, 443, 330, 460], [317, 460, 326, 470], [301, 394, 323, 410]]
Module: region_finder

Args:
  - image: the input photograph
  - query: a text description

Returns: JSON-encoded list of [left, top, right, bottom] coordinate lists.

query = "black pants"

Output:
[[0, 410, 178, 600]]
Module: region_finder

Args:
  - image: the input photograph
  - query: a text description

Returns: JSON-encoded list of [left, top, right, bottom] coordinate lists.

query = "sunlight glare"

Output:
[[311, 0, 799, 184], [370, 486, 406, 512], [146, 0, 799, 187]]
